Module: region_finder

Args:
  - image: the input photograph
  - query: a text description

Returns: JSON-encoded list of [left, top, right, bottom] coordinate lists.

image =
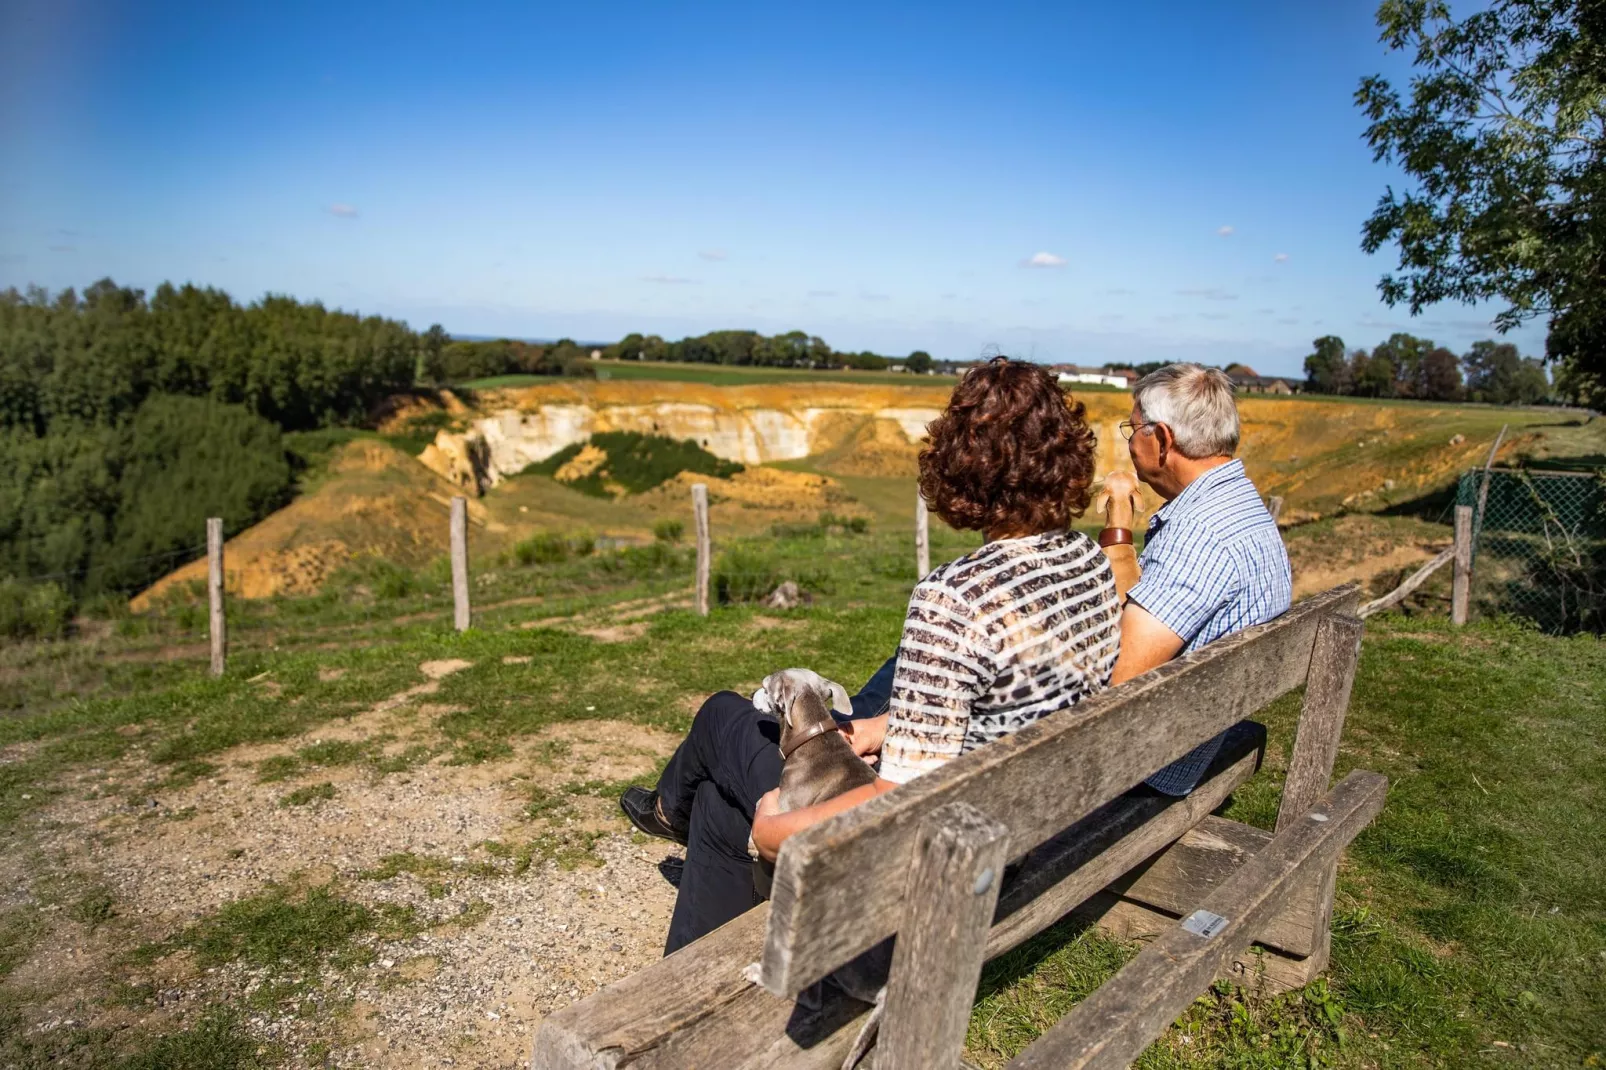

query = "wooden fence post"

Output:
[[207, 518, 225, 678], [693, 483, 710, 616], [1452, 504, 1473, 627], [450, 496, 470, 632], [878, 801, 1009, 1070], [915, 490, 930, 579]]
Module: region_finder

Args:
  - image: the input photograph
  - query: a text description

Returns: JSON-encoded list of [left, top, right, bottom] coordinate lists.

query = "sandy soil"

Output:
[[2, 657, 689, 1068]]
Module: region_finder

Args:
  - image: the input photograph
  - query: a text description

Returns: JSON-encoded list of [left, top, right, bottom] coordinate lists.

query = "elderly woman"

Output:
[[622, 357, 1122, 954]]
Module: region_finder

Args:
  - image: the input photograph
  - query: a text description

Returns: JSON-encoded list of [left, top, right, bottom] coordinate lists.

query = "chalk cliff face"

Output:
[[417, 381, 954, 493]]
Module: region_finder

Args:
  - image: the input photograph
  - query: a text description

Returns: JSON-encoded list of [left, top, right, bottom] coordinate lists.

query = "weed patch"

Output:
[[280, 781, 337, 807]]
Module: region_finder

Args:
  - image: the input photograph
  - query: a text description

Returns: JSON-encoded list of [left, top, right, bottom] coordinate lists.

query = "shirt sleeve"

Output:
[[1127, 532, 1241, 647], [878, 578, 994, 785]]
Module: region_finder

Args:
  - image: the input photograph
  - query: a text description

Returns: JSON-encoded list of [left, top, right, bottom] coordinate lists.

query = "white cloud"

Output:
[[698, 249, 728, 261], [642, 275, 698, 285], [1021, 251, 1067, 268], [807, 290, 838, 298], [328, 203, 359, 218], [860, 291, 891, 301], [1176, 287, 1238, 301], [1217, 225, 1234, 237], [1274, 252, 1289, 262]]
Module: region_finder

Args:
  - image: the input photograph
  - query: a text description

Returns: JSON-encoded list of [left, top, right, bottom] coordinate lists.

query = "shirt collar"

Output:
[[1146, 459, 1246, 534]]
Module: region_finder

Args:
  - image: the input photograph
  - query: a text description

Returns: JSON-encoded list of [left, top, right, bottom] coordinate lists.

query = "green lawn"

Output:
[[1, 526, 1602, 1068], [968, 613, 1606, 1069]]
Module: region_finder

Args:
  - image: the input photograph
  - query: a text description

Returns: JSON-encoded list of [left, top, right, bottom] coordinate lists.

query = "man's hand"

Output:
[[1096, 471, 1143, 529], [837, 713, 888, 765]]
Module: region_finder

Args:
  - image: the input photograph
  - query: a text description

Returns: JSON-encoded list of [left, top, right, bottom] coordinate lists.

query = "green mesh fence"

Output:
[[1456, 468, 1606, 633]]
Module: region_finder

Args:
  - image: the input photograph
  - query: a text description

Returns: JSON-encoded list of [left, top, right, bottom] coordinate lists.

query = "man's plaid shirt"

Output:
[[1128, 459, 1292, 795]]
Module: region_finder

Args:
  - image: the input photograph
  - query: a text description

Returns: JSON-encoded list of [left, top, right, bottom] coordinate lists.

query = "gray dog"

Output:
[[747, 669, 888, 1070]]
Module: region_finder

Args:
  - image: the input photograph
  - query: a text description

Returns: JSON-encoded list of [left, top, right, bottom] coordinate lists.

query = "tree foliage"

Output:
[[1357, 0, 1606, 407], [1, 280, 420, 432], [1301, 332, 1543, 403], [603, 329, 893, 370], [0, 279, 422, 605]]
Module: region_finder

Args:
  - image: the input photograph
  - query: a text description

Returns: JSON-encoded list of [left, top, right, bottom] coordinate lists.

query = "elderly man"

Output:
[[1100, 363, 1292, 794]]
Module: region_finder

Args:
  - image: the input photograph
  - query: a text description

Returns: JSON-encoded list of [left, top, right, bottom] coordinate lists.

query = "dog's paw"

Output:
[[741, 962, 764, 985]]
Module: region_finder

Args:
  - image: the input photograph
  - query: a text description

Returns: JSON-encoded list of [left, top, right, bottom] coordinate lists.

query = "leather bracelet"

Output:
[[1098, 527, 1133, 548]]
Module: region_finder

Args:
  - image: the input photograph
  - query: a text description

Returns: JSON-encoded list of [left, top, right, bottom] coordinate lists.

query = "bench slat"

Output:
[[985, 723, 1262, 956], [530, 906, 772, 1070], [1007, 769, 1388, 1070], [763, 584, 1360, 996]]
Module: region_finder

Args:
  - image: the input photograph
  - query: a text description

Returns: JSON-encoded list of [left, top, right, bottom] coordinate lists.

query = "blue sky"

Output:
[[0, 0, 1546, 375]]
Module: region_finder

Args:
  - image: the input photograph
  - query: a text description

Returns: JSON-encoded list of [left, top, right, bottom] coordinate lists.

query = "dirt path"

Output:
[[3, 658, 690, 1068]]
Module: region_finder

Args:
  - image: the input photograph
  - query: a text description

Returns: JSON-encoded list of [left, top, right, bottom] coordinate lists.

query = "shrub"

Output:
[[329, 556, 418, 600], [527, 432, 742, 498], [713, 547, 782, 604], [514, 532, 570, 565], [819, 511, 870, 534], [653, 519, 684, 543], [0, 577, 73, 640]]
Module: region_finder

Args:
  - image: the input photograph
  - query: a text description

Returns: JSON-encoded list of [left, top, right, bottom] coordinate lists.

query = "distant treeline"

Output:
[[603, 330, 938, 374], [419, 331, 598, 383], [0, 279, 447, 614], [1301, 334, 1560, 405]]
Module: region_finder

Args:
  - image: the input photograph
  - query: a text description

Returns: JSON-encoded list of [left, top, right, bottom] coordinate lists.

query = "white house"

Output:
[[1053, 365, 1135, 389]]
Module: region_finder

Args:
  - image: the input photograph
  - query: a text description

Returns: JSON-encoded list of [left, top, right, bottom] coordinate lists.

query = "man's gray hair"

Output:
[[1132, 363, 1240, 458]]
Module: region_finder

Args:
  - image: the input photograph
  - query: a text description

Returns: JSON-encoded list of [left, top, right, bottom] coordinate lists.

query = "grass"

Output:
[[965, 613, 1606, 1068], [458, 360, 966, 389], [1, 518, 1601, 1066]]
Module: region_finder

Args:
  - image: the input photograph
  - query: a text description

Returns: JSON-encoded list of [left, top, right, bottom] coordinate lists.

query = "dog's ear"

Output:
[[781, 698, 795, 729]]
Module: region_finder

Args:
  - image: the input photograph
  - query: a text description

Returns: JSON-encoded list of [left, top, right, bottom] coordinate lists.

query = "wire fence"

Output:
[[1, 484, 958, 659], [1457, 467, 1606, 633]]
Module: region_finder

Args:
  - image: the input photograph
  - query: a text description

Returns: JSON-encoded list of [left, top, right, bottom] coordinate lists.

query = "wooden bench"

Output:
[[532, 582, 1384, 1069]]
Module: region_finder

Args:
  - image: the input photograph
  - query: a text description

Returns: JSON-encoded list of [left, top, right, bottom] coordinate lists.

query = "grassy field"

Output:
[[1, 523, 1602, 1068], [457, 360, 965, 390]]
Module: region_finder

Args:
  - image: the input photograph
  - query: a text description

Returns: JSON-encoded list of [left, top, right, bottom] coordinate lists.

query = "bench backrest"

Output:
[[759, 582, 1363, 996]]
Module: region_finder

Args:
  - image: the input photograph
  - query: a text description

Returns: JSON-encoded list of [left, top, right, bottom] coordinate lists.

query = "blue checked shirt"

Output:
[[1128, 459, 1292, 795]]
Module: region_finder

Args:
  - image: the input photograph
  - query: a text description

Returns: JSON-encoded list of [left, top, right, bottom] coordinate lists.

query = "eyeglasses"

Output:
[[1118, 419, 1152, 442]]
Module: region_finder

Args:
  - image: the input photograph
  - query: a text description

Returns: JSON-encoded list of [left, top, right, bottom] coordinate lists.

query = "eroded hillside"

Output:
[[139, 380, 1579, 602]]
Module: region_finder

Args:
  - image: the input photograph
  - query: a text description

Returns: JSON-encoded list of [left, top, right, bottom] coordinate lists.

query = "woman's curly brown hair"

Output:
[[918, 356, 1097, 534]]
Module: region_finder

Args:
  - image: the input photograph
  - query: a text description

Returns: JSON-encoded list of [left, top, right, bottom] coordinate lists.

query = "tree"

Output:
[[1464, 339, 1551, 404], [419, 324, 450, 383], [1418, 346, 1465, 400], [1350, 348, 1396, 398], [1357, 0, 1606, 404], [904, 350, 934, 374], [1303, 336, 1350, 394], [1371, 332, 1434, 397]]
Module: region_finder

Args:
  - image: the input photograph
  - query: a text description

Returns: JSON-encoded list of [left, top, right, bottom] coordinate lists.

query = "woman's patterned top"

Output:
[[878, 529, 1121, 784]]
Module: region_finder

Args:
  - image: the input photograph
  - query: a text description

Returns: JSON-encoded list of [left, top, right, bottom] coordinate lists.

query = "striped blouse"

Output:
[[878, 530, 1122, 784]]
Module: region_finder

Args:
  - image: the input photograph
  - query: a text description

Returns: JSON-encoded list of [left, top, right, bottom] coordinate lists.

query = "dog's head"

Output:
[[762, 668, 851, 723], [778, 686, 837, 757]]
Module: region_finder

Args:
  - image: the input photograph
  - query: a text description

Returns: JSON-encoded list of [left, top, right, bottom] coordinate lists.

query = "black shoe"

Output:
[[620, 786, 688, 846]]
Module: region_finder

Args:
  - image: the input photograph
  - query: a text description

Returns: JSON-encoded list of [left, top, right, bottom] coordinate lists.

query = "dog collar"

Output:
[[779, 719, 837, 760]]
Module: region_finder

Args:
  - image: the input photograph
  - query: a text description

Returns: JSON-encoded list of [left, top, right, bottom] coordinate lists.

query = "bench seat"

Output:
[[533, 723, 1268, 1070]]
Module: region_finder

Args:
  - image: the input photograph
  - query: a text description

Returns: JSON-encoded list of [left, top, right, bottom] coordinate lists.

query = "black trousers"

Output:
[[656, 658, 898, 955], [657, 691, 781, 955]]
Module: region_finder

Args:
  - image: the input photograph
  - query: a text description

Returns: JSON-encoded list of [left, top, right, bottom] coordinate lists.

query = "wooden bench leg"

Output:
[[1272, 614, 1363, 976], [878, 801, 1009, 1070]]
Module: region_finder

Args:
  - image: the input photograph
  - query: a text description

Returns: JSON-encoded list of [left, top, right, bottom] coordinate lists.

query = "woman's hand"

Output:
[[750, 778, 897, 862], [752, 788, 784, 862], [837, 713, 888, 765]]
